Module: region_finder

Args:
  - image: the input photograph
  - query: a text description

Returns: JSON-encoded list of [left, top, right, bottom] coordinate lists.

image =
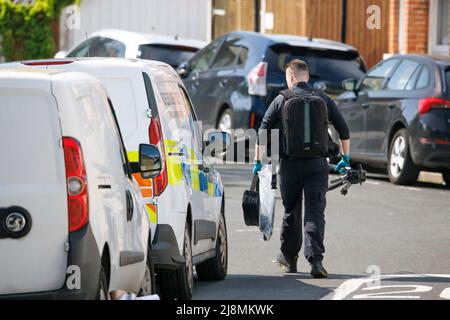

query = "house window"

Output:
[[429, 0, 449, 54], [437, 0, 449, 45]]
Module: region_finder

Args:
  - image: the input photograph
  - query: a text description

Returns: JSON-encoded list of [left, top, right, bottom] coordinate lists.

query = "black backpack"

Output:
[[280, 89, 329, 158]]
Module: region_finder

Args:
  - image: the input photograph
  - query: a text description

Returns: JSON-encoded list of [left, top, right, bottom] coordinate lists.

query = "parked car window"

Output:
[[445, 69, 450, 98], [415, 66, 431, 89], [211, 38, 248, 69], [68, 37, 99, 57], [69, 37, 126, 58], [138, 44, 198, 69], [188, 39, 222, 74], [405, 65, 422, 90], [386, 60, 420, 91], [360, 59, 399, 92]]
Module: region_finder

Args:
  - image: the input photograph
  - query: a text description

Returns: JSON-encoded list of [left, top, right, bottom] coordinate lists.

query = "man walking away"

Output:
[[253, 59, 351, 278]]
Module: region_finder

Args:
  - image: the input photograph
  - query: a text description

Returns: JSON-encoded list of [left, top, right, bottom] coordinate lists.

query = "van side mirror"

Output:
[[177, 62, 189, 78], [342, 78, 358, 92], [204, 131, 232, 156], [139, 144, 162, 179]]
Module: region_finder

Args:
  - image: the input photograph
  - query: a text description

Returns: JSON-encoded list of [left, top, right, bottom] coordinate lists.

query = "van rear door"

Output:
[[0, 78, 69, 295]]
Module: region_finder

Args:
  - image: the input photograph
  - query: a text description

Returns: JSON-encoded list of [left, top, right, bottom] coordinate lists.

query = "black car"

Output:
[[336, 54, 450, 185], [177, 31, 366, 132]]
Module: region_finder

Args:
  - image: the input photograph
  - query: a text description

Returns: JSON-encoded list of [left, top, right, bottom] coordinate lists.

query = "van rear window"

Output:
[[269, 45, 366, 82]]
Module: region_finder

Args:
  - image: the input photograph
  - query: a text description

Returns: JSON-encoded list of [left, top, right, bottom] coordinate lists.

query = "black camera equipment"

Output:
[[328, 164, 367, 196]]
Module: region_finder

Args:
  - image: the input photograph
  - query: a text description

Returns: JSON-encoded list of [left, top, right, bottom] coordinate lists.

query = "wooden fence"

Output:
[[212, 0, 391, 67]]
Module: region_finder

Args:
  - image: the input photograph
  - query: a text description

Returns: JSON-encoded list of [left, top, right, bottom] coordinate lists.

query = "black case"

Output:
[[242, 175, 259, 226]]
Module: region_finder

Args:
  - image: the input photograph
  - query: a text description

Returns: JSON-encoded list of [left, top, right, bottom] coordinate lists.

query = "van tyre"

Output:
[[158, 223, 193, 300], [138, 245, 156, 296], [388, 129, 419, 185], [95, 267, 109, 300], [196, 208, 228, 281]]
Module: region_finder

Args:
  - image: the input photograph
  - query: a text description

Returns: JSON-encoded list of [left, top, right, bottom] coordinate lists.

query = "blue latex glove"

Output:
[[336, 154, 351, 174], [253, 160, 263, 176]]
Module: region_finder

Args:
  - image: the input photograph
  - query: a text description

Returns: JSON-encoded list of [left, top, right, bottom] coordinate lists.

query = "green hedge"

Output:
[[0, 0, 79, 61]]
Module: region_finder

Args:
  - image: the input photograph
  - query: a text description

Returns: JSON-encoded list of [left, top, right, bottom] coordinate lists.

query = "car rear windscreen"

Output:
[[269, 45, 366, 82], [138, 44, 198, 68]]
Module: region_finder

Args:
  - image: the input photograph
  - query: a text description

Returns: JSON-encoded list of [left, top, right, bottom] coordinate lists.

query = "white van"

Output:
[[0, 69, 156, 299], [5, 58, 231, 300]]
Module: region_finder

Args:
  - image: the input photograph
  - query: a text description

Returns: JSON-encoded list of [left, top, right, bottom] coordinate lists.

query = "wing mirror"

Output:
[[342, 78, 358, 92], [204, 130, 232, 157], [139, 144, 162, 179], [177, 61, 189, 78]]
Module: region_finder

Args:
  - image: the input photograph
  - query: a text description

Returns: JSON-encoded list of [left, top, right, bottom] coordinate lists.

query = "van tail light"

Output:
[[149, 117, 168, 196], [418, 97, 450, 115], [247, 62, 268, 96], [63, 137, 89, 233], [22, 60, 74, 66]]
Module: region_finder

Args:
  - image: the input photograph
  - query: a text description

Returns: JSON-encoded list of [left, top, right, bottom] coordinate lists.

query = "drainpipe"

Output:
[[254, 0, 260, 32], [341, 0, 347, 43]]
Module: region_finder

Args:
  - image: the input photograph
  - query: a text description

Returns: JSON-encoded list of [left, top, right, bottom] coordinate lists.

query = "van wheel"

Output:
[[138, 246, 156, 297], [95, 267, 109, 300], [196, 206, 228, 281], [388, 129, 419, 185], [217, 109, 233, 131], [158, 223, 193, 300]]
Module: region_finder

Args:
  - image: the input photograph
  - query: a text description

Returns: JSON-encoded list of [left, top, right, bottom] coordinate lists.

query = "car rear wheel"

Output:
[[138, 246, 156, 297], [158, 223, 193, 300], [196, 204, 228, 281], [95, 267, 109, 300], [217, 109, 233, 131], [388, 129, 419, 185]]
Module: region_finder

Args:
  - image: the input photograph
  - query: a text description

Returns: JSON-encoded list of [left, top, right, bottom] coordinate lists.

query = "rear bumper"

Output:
[[151, 224, 184, 271], [411, 139, 450, 170], [0, 224, 101, 300]]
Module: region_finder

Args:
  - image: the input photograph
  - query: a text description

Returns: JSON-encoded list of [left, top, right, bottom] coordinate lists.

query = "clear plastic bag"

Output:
[[258, 165, 276, 241]]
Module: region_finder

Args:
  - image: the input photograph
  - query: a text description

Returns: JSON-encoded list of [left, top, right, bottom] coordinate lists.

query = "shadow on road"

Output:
[[193, 273, 359, 300]]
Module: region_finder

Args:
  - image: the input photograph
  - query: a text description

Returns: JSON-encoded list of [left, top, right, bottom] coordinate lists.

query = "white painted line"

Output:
[[365, 180, 381, 186], [234, 229, 258, 233], [321, 274, 450, 300], [440, 288, 450, 300]]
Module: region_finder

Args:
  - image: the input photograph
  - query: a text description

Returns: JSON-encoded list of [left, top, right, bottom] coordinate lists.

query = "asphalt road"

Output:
[[193, 164, 450, 300]]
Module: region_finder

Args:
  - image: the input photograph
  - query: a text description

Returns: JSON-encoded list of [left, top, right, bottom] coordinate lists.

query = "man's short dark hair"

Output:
[[285, 59, 309, 74]]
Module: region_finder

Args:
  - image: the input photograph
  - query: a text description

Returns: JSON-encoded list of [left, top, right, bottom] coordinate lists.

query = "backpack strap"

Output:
[[280, 89, 298, 101]]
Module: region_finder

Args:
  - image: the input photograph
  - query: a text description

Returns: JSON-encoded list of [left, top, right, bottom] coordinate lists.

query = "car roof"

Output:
[[88, 29, 207, 49], [3, 57, 183, 84], [386, 54, 450, 66], [227, 31, 358, 52]]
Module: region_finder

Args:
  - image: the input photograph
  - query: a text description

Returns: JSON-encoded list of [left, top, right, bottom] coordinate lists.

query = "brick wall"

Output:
[[402, 0, 429, 53]]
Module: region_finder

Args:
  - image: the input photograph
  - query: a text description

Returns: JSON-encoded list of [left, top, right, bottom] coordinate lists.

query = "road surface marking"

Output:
[[440, 288, 450, 300], [321, 274, 450, 300]]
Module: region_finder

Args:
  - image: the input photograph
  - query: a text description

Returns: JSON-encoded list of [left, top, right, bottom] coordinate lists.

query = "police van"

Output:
[[5, 59, 231, 299], [0, 69, 155, 299]]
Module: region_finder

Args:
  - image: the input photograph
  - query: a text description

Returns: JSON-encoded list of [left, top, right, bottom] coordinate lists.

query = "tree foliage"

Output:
[[0, 0, 79, 61]]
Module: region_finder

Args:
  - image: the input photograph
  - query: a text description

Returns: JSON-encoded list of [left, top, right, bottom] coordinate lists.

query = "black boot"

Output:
[[276, 253, 298, 273], [310, 260, 328, 278]]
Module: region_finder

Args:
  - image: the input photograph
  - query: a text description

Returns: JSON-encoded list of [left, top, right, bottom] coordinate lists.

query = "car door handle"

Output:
[[388, 104, 396, 109], [219, 79, 229, 87], [362, 103, 370, 110], [126, 190, 134, 222]]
